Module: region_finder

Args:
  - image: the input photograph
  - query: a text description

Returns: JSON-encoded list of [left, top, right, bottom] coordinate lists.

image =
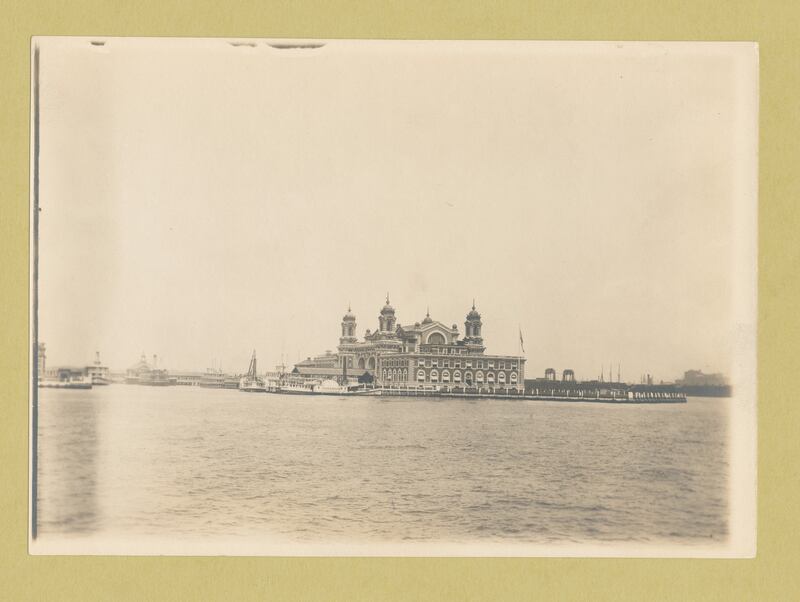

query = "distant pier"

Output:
[[356, 382, 687, 403]]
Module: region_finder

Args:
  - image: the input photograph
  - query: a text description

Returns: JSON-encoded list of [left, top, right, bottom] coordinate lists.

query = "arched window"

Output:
[[430, 369, 439, 382], [417, 370, 425, 381], [368, 357, 376, 369], [442, 370, 450, 382], [358, 357, 365, 369], [464, 371, 473, 383], [510, 372, 518, 382], [487, 372, 495, 383], [427, 332, 446, 345], [453, 370, 462, 382], [476, 371, 484, 383], [498, 371, 506, 383], [402, 369, 407, 381], [382, 369, 387, 380], [348, 357, 353, 368]]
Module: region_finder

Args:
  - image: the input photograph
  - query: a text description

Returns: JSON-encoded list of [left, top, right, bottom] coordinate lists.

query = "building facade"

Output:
[[296, 297, 525, 393]]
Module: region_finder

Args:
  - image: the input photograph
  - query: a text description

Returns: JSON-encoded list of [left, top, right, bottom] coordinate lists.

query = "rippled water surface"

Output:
[[36, 386, 728, 548]]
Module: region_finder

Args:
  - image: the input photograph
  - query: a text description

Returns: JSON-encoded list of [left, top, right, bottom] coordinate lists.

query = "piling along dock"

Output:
[[362, 383, 687, 403], [523, 382, 686, 403]]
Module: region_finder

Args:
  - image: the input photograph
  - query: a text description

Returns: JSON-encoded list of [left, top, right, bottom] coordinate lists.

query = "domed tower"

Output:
[[340, 304, 357, 344], [422, 307, 433, 324], [378, 293, 397, 332], [464, 300, 483, 344]]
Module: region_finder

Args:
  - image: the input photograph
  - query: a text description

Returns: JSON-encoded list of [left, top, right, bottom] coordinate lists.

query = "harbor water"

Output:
[[35, 386, 728, 551]]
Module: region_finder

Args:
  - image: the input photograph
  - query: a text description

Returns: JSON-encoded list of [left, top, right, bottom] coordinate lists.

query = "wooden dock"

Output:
[[359, 385, 687, 403]]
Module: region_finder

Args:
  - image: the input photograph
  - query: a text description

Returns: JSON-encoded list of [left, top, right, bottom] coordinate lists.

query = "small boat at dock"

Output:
[[268, 377, 362, 396], [87, 351, 111, 385], [239, 350, 268, 393]]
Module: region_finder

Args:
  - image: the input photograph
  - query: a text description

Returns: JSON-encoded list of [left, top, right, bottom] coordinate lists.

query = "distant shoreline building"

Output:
[[294, 296, 525, 393], [674, 369, 731, 397], [676, 370, 728, 387]]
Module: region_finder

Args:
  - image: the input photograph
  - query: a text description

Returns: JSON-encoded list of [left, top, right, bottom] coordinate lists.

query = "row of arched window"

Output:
[[414, 369, 518, 384], [382, 368, 408, 381]]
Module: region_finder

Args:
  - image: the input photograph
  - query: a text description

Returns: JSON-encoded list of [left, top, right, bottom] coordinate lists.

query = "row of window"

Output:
[[346, 355, 520, 372], [380, 368, 519, 384], [416, 358, 518, 370], [383, 369, 408, 381], [414, 369, 518, 384], [424, 347, 467, 355]]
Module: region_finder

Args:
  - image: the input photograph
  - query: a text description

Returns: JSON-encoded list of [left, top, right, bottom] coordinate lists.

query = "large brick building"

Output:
[[294, 296, 525, 393]]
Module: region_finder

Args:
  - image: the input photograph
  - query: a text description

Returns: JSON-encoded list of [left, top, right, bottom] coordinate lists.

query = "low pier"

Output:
[[357, 383, 686, 403], [524, 381, 686, 403]]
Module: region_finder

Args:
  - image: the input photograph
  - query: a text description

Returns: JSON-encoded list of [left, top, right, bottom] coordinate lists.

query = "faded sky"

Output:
[[36, 39, 757, 382]]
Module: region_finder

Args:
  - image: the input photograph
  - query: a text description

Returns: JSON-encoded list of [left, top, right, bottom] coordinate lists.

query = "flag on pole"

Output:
[[518, 326, 525, 354]]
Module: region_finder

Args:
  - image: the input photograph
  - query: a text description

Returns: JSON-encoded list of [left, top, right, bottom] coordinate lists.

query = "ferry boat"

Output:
[[199, 369, 226, 388], [87, 351, 111, 386], [222, 376, 240, 389], [199, 364, 240, 388], [277, 381, 317, 395], [239, 350, 267, 393], [277, 379, 355, 396]]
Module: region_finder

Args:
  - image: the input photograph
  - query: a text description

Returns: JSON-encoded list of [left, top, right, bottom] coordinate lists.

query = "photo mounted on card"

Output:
[[30, 38, 757, 556]]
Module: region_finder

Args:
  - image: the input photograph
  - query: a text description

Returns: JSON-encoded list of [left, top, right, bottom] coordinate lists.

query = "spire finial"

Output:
[[472, 298, 476, 310], [386, 292, 390, 304], [348, 301, 351, 312], [426, 305, 430, 317]]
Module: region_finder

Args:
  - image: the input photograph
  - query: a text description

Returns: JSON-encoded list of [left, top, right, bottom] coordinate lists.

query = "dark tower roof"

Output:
[[380, 293, 395, 315], [466, 299, 481, 321]]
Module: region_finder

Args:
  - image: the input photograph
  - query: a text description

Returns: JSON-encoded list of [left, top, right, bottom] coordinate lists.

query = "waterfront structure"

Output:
[[36, 344, 105, 388], [295, 296, 525, 394], [677, 369, 727, 387], [675, 369, 732, 397], [126, 353, 173, 386], [523, 368, 686, 403]]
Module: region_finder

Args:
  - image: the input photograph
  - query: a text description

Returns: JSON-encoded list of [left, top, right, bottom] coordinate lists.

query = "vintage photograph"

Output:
[[30, 38, 757, 556]]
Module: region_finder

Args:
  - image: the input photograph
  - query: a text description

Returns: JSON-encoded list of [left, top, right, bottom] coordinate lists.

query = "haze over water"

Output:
[[36, 387, 728, 552]]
